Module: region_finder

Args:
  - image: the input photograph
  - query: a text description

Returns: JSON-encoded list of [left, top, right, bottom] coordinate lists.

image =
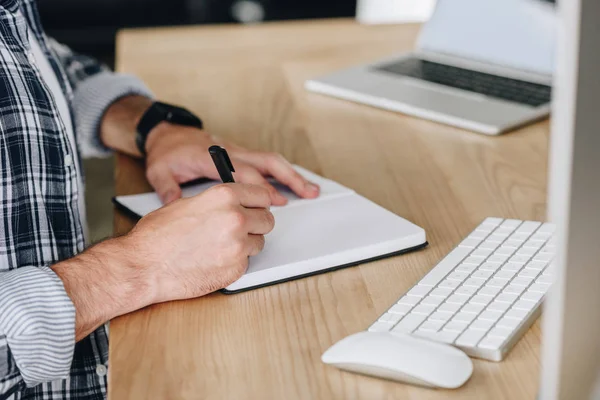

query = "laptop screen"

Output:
[[417, 0, 556, 76]]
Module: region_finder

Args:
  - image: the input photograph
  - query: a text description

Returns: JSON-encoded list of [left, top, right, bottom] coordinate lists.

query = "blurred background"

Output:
[[37, 0, 357, 242]]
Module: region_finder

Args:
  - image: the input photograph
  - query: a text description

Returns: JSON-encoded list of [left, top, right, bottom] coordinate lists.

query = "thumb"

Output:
[[147, 167, 182, 204]]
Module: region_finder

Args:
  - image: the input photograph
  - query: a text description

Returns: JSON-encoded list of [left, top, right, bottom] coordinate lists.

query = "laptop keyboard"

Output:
[[375, 58, 552, 107]]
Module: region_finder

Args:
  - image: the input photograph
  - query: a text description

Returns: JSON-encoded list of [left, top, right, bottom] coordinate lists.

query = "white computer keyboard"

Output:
[[369, 218, 555, 361]]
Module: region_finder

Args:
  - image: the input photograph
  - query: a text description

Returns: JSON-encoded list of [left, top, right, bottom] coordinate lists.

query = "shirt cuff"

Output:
[[72, 71, 154, 158], [0, 267, 75, 387]]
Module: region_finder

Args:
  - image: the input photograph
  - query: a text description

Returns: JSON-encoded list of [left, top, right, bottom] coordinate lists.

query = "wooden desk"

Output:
[[110, 19, 548, 400]]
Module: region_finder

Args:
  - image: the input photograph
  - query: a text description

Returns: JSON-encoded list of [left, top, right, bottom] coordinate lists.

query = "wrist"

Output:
[[53, 237, 155, 340]]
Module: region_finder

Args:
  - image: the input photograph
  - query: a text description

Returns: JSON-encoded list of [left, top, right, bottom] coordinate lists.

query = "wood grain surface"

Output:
[[109, 19, 548, 400]]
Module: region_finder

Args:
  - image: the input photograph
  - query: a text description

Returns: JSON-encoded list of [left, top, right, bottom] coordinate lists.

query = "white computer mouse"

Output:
[[321, 331, 473, 389]]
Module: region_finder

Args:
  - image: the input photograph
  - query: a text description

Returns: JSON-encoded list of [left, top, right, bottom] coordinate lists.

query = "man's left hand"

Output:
[[144, 123, 320, 205]]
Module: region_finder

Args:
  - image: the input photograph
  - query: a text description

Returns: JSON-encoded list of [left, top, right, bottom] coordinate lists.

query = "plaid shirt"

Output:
[[0, 0, 152, 398]]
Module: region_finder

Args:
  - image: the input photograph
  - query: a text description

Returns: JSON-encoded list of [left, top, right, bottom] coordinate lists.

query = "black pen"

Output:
[[209, 145, 236, 183]]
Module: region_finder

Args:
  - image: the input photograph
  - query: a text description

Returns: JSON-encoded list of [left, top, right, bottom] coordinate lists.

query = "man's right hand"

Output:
[[53, 183, 274, 341], [127, 183, 275, 303]]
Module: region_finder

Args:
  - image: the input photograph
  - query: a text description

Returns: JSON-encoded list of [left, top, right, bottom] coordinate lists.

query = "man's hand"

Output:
[[54, 183, 274, 340], [127, 183, 274, 302], [100, 95, 320, 206]]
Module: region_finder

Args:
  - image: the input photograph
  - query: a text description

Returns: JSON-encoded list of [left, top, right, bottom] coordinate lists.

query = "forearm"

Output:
[[52, 237, 154, 341], [100, 95, 153, 158]]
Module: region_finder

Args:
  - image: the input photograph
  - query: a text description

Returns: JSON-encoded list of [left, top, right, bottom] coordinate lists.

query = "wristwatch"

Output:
[[135, 101, 204, 155]]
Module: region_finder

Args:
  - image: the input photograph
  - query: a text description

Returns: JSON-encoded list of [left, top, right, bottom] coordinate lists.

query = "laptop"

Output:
[[306, 0, 556, 135]]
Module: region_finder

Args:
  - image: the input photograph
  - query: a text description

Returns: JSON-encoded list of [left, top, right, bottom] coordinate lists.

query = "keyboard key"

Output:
[[479, 286, 502, 296], [480, 262, 502, 272], [447, 294, 470, 305], [430, 287, 453, 298], [456, 329, 487, 347], [516, 247, 537, 256], [472, 248, 493, 258], [439, 279, 461, 289], [444, 320, 469, 332], [420, 295, 444, 306], [509, 231, 530, 244], [412, 304, 436, 316], [529, 282, 551, 293], [540, 245, 555, 254], [486, 278, 508, 288], [462, 278, 486, 288], [488, 326, 513, 339], [488, 234, 508, 243], [398, 295, 421, 306], [388, 303, 413, 315], [479, 310, 503, 322], [379, 313, 402, 324], [511, 276, 535, 287], [478, 335, 506, 350], [517, 221, 541, 233], [505, 308, 529, 320], [419, 247, 472, 286], [472, 270, 494, 280], [479, 241, 500, 250], [495, 293, 519, 303], [429, 311, 454, 322], [502, 236, 523, 248], [452, 312, 477, 323], [459, 238, 482, 248], [523, 239, 545, 249], [487, 301, 511, 313], [438, 302, 461, 314], [500, 219, 521, 228], [495, 226, 515, 235], [519, 269, 539, 279], [471, 294, 494, 305], [419, 320, 445, 332], [413, 329, 460, 344], [456, 285, 478, 296], [525, 261, 547, 270], [463, 256, 486, 266], [521, 291, 544, 303], [494, 246, 516, 256], [495, 270, 517, 280], [392, 314, 427, 333], [461, 303, 485, 314], [510, 255, 531, 264], [488, 254, 509, 263], [503, 284, 526, 295], [468, 230, 489, 240], [447, 272, 470, 282], [497, 317, 521, 329], [369, 321, 393, 332], [514, 299, 537, 311], [456, 264, 478, 273], [407, 285, 431, 298], [470, 318, 495, 331], [502, 262, 524, 272]]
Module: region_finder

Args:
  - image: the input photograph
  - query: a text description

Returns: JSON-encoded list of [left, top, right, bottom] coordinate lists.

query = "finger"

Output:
[[146, 166, 182, 204], [233, 163, 288, 206], [242, 207, 275, 235], [206, 183, 272, 209], [246, 234, 266, 256], [233, 152, 319, 199]]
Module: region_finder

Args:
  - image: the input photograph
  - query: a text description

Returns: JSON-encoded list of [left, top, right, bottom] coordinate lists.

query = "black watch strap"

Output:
[[136, 101, 203, 155]]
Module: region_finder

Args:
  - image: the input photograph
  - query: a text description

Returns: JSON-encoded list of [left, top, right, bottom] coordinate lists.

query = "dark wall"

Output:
[[38, 0, 356, 62]]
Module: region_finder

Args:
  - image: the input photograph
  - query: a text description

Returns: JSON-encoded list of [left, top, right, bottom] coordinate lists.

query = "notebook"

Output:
[[113, 166, 427, 293]]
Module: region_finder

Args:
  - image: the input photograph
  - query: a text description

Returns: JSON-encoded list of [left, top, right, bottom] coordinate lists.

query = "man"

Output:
[[0, 1, 319, 398]]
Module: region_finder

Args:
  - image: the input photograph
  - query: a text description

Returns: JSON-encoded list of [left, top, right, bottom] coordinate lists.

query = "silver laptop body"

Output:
[[306, 0, 556, 135]]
